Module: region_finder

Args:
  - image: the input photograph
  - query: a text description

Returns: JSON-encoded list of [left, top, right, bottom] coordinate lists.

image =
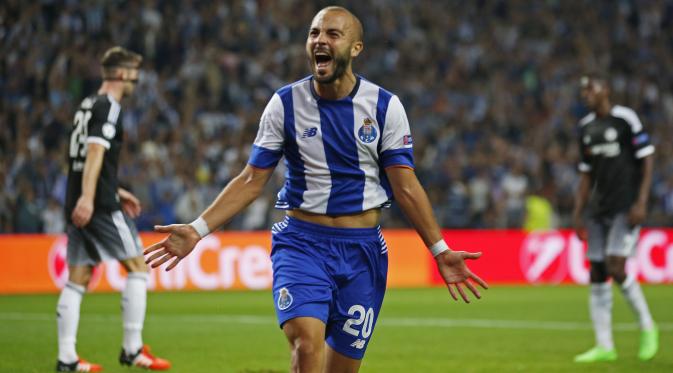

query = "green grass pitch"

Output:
[[0, 285, 671, 372]]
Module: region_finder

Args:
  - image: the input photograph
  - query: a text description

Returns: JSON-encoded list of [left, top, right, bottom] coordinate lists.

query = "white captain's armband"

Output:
[[189, 217, 210, 238], [429, 239, 450, 257]]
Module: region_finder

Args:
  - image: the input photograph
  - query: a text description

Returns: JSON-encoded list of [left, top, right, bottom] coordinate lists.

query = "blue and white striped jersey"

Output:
[[248, 76, 414, 215]]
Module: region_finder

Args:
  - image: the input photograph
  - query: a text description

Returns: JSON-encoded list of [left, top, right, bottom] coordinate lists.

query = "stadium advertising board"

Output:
[[1, 229, 672, 294], [430, 229, 673, 286]]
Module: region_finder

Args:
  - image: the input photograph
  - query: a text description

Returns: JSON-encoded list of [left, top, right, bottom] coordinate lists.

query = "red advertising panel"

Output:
[[431, 229, 673, 285], [0, 231, 429, 294], [0, 228, 671, 294]]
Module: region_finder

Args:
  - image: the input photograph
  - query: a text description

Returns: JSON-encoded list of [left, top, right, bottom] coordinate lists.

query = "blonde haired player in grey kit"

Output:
[[573, 73, 659, 363], [58, 46, 170, 372]]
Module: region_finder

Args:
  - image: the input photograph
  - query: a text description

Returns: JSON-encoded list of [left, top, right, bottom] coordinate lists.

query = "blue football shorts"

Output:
[[270, 216, 388, 360]]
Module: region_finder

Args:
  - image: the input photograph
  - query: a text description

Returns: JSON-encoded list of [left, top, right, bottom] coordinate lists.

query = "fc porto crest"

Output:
[[358, 118, 378, 144], [277, 287, 293, 310]]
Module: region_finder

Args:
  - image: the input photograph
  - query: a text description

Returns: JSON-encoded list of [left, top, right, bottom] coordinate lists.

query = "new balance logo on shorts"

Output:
[[350, 339, 366, 349]]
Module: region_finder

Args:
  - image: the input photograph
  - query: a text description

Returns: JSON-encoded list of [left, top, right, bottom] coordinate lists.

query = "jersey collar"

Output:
[[107, 93, 121, 107], [309, 75, 361, 101]]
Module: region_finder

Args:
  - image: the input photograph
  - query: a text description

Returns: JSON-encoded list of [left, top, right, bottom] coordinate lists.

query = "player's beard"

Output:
[[312, 52, 349, 85], [122, 82, 136, 98]]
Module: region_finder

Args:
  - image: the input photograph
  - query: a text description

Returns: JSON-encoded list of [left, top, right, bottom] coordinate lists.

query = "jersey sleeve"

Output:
[[614, 106, 655, 159], [248, 93, 285, 169], [87, 99, 120, 150], [379, 95, 414, 168]]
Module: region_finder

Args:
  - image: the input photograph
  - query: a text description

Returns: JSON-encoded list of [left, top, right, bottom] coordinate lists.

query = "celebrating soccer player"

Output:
[[145, 7, 487, 372], [573, 73, 659, 363], [58, 46, 170, 372]]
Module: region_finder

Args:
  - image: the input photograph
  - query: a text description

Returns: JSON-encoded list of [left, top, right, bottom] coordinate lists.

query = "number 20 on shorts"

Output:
[[342, 305, 375, 339]]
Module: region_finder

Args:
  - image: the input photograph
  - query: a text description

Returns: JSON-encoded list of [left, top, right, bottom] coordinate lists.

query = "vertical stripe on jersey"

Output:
[[317, 98, 365, 214], [278, 85, 306, 209], [376, 88, 394, 200], [293, 83, 331, 213], [352, 82, 390, 211]]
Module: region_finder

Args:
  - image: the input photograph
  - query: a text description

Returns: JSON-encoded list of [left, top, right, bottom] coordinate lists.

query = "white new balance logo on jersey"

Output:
[[350, 339, 366, 349]]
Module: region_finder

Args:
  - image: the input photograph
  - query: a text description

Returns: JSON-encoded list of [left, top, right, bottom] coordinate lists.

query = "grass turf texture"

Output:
[[0, 286, 671, 372]]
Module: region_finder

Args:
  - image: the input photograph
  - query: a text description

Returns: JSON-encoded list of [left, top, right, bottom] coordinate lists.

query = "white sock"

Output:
[[590, 282, 614, 350], [122, 272, 148, 354], [57, 281, 85, 363], [620, 276, 655, 330]]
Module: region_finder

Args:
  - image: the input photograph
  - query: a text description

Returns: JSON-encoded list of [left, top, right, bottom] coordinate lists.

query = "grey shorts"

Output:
[[66, 210, 143, 266], [586, 213, 640, 262]]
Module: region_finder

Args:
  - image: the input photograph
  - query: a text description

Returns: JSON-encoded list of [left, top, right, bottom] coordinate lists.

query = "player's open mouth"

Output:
[[315, 52, 332, 69]]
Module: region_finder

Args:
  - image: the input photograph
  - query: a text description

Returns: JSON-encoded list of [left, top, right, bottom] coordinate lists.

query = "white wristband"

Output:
[[429, 239, 450, 257], [189, 217, 210, 238]]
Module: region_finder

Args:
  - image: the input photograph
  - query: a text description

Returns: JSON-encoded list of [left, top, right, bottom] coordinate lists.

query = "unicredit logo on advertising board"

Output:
[[139, 235, 273, 291], [47, 234, 273, 292]]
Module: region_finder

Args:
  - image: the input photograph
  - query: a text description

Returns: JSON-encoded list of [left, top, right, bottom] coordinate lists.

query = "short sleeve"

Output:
[[379, 95, 414, 168], [86, 98, 120, 150], [632, 132, 655, 159], [610, 105, 654, 159], [248, 93, 285, 169]]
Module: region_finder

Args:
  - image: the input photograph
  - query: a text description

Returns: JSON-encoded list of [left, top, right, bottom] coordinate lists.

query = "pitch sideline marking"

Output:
[[1, 312, 671, 332]]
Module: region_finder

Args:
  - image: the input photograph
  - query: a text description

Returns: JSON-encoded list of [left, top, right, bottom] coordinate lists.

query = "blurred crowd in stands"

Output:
[[2, 0, 673, 233]]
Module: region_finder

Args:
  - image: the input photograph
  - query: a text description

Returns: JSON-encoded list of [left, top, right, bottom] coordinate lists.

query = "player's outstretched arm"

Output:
[[385, 166, 488, 303], [144, 165, 275, 270]]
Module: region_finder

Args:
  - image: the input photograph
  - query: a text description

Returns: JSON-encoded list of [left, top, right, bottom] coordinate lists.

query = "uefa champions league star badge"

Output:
[[277, 287, 293, 310], [358, 118, 377, 143]]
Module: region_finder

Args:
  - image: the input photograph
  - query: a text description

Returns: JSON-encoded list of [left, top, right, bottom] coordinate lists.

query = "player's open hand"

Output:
[[72, 196, 94, 228], [144, 224, 201, 271], [434, 250, 488, 303]]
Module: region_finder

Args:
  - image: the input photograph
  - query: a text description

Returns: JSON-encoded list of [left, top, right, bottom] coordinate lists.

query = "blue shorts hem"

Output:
[[277, 310, 328, 329], [325, 338, 365, 360]]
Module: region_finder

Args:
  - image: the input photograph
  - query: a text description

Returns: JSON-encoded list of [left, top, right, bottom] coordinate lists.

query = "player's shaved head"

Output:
[[307, 6, 364, 86], [315, 6, 363, 42], [580, 72, 611, 112]]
